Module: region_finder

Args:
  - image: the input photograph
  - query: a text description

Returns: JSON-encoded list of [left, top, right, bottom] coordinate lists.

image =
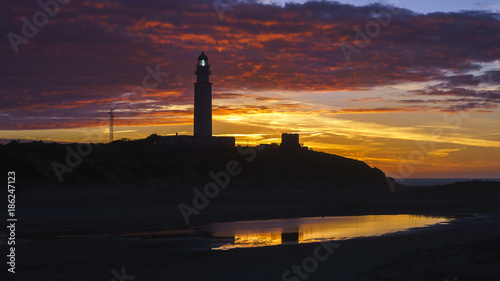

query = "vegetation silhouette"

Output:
[[0, 135, 387, 188]]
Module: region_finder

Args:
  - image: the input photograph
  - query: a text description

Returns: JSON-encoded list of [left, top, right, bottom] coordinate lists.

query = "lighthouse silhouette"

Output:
[[156, 52, 235, 147], [194, 52, 212, 138]]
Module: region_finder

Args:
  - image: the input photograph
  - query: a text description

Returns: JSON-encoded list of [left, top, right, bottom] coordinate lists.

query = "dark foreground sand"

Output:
[[4, 183, 500, 280]]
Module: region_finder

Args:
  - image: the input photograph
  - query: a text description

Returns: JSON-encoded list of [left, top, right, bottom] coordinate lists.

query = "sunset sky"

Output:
[[1, 0, 499, 178]]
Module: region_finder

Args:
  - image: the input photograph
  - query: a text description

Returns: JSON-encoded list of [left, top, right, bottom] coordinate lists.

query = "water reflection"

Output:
[[206, 215, 454, 250]]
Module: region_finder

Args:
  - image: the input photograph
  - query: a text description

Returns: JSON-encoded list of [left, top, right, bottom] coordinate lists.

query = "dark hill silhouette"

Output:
[[0, 137, 387, 189]]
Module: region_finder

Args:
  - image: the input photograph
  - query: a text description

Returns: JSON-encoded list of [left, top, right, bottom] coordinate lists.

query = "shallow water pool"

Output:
[[201, 214, 458, 250]]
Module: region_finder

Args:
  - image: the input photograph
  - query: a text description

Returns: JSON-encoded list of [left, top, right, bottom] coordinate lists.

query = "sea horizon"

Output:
[[395, 178, 500, 186]]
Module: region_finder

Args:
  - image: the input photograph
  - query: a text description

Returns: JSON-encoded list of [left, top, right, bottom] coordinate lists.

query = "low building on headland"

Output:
[[280, 133, 308, 150], [157, 135, 235, 147]]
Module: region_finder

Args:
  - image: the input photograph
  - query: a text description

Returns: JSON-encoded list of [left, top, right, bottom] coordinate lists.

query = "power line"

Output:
[[108, 108, 114, 143]]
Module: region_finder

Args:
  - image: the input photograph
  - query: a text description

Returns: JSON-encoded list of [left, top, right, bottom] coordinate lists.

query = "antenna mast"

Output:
[[108, 108, 114, 143]]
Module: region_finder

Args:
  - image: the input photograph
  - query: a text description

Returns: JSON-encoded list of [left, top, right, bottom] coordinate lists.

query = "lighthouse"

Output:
[[194, 52, 212, 138], [157, 52, 234, 147]]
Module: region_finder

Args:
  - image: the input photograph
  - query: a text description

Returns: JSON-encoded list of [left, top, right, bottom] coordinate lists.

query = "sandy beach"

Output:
[[4, 182, 499, 281]]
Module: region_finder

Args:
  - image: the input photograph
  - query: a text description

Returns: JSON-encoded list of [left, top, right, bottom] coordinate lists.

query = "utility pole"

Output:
[[108, 108, 114, 143]]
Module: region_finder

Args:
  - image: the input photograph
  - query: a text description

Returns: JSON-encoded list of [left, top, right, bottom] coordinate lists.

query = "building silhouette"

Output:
[[157, 53, 307, 149], [158, 52, 235, 147], [280, 133, 307, 150], [280, 133, 299, 148]]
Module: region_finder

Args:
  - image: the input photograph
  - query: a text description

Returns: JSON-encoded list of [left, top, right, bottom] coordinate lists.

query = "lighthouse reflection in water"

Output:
[[204, 215, 455, 250]]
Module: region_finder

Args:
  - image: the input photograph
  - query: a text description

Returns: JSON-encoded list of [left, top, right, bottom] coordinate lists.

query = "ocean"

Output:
[[395, 178, 500, 186]]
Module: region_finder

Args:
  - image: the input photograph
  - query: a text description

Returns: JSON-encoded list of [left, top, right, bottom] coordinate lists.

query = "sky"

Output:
[[259, 0, 500, 14], [1, 0, 500, 178]]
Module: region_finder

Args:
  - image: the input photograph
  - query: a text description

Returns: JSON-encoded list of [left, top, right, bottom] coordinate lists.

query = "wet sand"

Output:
[[6, 182, 500, 280]]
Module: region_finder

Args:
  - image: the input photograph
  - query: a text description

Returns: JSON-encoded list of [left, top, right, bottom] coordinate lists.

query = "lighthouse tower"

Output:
[[157, 52, 234, 147], [194, 52, 212, 138]]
